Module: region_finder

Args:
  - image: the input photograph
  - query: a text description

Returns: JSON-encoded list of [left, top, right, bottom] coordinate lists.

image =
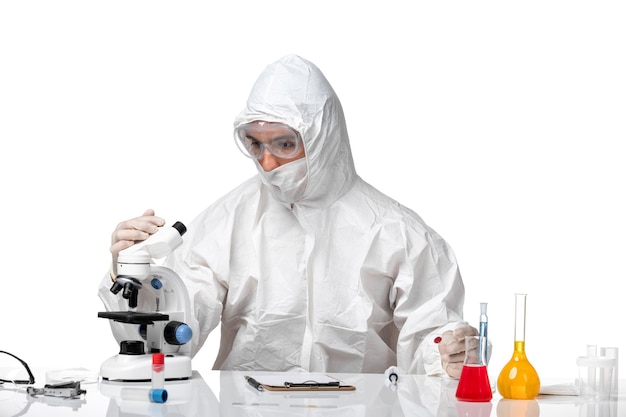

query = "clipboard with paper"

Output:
[[245, 373, 356, 391]]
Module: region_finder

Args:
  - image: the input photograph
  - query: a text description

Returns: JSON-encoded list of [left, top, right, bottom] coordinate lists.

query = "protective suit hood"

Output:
[[234, 54, 357, 208]]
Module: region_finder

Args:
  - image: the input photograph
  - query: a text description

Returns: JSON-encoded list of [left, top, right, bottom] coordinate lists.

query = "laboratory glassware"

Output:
[[497, 293, 540, 399], [152, 353, 165, 389], [600, 346, 619, 396], [479, 302, 488, 364], [456, 335, 492, 402], [576, 355, 615, 400]]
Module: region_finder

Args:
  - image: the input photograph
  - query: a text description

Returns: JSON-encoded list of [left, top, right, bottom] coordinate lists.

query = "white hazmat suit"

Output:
[[100, 54, 466, 375]]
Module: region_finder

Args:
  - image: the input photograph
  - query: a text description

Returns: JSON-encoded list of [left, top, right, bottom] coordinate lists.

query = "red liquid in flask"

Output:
[[456, 364, 492, 402]]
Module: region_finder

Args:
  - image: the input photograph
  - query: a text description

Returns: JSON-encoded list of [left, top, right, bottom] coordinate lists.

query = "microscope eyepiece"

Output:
[[172, 221, 187, 236]]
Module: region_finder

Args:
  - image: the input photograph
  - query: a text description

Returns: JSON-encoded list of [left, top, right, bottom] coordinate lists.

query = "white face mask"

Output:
[[258, 158, 308, 204]]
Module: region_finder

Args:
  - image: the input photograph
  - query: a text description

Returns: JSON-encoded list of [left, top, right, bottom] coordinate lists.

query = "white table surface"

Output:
[[1, 367, 623, 416]]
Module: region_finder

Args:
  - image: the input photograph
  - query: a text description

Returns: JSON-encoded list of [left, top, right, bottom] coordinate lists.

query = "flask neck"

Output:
[[514, 293, 527, 342], [509, 340, 529, 361]]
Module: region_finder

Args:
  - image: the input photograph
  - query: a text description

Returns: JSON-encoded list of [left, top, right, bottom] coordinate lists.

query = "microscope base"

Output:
[[101, 354, 192, 382]]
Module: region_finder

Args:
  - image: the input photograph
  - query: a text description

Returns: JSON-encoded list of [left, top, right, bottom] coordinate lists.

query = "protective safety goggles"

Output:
[[0, 350, 35, 385], [234, 122, 302, 160]]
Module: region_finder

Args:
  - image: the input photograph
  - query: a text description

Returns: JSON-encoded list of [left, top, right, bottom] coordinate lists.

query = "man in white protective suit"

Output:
[[100, 54, 478, 378]]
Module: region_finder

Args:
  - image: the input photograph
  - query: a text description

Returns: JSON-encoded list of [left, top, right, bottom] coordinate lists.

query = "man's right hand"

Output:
[[110, 209, 165, 257], [437, 324, 479, 379]]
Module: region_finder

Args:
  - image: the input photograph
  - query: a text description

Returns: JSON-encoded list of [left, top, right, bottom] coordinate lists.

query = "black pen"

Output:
[[245, 375, 264, 391], [284, 381, 341, 388]]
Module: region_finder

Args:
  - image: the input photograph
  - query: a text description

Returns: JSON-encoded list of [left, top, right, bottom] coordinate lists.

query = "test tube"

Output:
[[121, 388, 168, 403], [601, 346, 619, 396], [479, 303, 488, 364], [586, 344, 597, 391], [152, 353, 165, 389]]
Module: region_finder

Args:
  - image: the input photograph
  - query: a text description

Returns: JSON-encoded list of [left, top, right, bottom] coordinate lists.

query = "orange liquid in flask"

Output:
[[497, 340, 540, 399], [497, 294, 540, 399]]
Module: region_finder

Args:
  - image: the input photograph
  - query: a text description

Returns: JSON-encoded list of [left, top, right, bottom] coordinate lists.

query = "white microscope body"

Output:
[[99, 222, 193, 382]]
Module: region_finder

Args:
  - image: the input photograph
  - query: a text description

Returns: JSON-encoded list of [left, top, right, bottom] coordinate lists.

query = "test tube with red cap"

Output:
[[152, 353, 165, 389]]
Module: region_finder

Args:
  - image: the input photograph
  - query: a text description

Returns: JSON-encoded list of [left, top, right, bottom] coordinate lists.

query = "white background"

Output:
[[1, 1, 624, 383]]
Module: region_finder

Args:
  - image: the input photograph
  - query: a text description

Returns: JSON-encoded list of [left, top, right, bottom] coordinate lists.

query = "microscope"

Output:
[[98, 221, 193, 382]]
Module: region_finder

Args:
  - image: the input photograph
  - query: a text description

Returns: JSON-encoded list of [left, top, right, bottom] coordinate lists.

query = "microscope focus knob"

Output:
[[164, 321, 193, 345]]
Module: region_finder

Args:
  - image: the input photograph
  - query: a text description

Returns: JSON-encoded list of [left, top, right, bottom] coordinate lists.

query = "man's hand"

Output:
[[437, 324, 479, 379], [110, 209, 165, 257]]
